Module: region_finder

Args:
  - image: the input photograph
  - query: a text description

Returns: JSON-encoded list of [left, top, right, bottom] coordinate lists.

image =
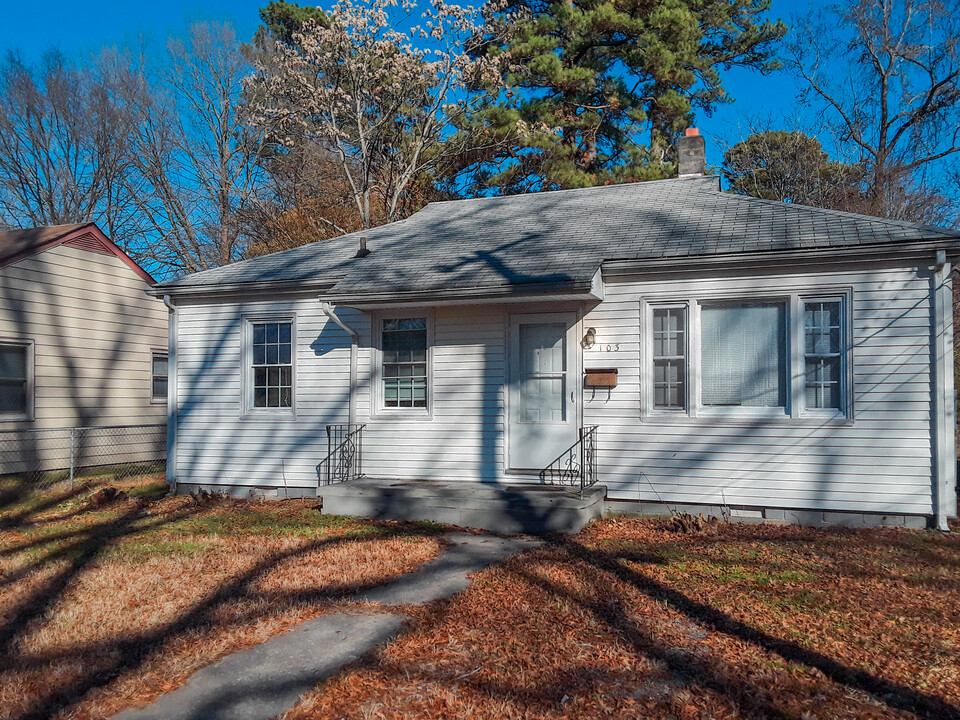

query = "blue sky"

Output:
[[0, 0, 821, 170]]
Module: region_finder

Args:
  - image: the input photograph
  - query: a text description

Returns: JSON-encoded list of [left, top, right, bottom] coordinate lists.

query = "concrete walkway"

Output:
[[114, 533, 538, 720]]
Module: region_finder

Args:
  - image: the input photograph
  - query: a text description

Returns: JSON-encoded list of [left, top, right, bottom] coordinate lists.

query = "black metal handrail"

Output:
[[539, 425, 599, 498], [317, 424, 365, 485]]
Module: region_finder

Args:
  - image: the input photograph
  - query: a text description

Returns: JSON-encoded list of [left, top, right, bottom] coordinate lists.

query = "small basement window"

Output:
[[382, 318, 428, 408]]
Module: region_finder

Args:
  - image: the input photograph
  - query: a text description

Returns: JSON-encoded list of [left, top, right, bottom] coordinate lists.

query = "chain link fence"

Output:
[[0, 424, 166, 488]]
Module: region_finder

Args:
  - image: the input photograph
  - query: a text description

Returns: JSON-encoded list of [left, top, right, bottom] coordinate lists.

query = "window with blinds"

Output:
[[700, 302, 787, 408]]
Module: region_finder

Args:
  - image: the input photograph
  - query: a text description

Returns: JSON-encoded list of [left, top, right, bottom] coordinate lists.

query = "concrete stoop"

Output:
[[319, 478, 607, 534]]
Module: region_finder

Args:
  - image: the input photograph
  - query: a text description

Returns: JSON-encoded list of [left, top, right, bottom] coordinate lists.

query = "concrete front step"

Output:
[[319, 478, 606, 534]]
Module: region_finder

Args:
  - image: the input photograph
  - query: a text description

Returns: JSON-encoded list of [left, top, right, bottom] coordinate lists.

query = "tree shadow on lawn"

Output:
[[0, 489, 444, 720], [310, 530, 960, 720], [545, 534, 960, 720]]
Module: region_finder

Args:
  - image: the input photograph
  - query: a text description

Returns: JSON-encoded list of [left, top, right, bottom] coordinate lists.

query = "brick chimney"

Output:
[[677, 128, 706, 177]]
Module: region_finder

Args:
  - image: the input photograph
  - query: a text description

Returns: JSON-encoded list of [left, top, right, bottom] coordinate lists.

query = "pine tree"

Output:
[[457, 0, 786, 193]]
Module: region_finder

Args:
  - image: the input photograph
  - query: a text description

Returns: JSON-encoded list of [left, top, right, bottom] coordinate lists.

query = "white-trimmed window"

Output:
[[652, 307, 686, 410], [0, 341, 32, 420], [381, 317, 428, 409], [701, 301, 787, 409], [644, 293, 850, 421], [151, 352, 168, 402], [249, 320, 293, 410], [803, 299, 844, 411]]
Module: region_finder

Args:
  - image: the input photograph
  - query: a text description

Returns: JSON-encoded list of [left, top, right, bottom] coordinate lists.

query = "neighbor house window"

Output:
[[151, 352, 168, 402], [804, 299, 844, 411], [251, 321, 292, 408], [0, 342, 30, 419], [382, 318, 427, 408], [700, 302, 787, 408], [652, 307, 686, 410]]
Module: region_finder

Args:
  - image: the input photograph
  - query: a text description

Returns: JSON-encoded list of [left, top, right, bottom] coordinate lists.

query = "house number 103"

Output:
[[588, 343, 620, 352]]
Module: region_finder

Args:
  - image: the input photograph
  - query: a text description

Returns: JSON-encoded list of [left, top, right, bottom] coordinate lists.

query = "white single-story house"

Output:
[[151, 139, 959, 532]]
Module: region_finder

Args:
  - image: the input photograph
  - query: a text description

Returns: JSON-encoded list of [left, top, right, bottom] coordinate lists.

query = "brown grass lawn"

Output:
[[0, 475, 444, 720], [284, 518, 960, 720]]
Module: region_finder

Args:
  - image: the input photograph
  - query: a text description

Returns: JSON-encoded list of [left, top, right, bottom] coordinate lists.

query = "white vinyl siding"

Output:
[[172, 260, 941, 519], [585, 263, 937, 516]]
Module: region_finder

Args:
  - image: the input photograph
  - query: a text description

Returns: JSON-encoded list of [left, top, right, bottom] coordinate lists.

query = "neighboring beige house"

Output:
[[0, 223, 169, 474]]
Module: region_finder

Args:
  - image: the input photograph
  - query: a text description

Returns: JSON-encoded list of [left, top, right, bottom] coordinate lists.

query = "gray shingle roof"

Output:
[[157, 176, 960, 298]]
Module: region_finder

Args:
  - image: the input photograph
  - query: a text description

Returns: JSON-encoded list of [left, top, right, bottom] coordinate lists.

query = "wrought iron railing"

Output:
[[539, 425, 599, 498], [318, 424, 365, 485]]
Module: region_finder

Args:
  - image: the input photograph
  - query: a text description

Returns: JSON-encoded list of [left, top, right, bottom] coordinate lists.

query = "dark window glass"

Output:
[[252, 322, 293, 408], [0, 344, 28, 416], [151, 353, 168, 401]]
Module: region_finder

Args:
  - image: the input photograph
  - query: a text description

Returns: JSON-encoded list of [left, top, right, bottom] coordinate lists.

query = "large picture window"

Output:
[[382, 318, 427, 408], [251, 321, 292, 409], [701, 302, 787, 408], [0, 342, 30, 419], [644, 294, 850, 420]]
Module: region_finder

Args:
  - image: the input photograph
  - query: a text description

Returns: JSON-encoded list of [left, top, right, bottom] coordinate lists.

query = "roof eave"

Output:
[[602, 239, 960, 277], [323, 274, 603, 309], [147, 277, 341, 299]]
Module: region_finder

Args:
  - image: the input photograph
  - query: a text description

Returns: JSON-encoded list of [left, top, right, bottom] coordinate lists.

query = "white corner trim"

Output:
[[933, 259, 955, 531]]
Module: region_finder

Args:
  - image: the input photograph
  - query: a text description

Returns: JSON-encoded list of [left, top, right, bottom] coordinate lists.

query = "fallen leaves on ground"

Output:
[[0, 476, 443, 720], [284, 518, 960, 720]]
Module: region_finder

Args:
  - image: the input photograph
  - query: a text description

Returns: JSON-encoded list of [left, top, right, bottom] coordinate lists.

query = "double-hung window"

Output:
[[250, 321, 293, 409], [652, 307, 686, 410], [151, 352, 168, 402], [381, 318, 428, 409], [0, 341, 31, 420], [803, 300, 843, 411], [646, 294, 849, 419]]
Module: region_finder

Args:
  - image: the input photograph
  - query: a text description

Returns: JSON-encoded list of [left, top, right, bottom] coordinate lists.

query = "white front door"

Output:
[[508, 313, 578, 470]]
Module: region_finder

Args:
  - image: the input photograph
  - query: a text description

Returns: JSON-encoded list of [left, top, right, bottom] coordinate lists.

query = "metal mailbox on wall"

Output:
[[584, 368, 618, 388]]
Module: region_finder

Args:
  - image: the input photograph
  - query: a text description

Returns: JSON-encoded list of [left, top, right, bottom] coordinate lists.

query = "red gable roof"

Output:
[[0, 223, 155, 284]]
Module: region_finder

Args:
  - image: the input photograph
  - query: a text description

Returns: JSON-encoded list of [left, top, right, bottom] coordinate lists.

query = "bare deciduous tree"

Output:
[[785, 0, 960, 224], [117, 22, 267, 275], [246, 0, 505, 231], [0, 51, 140, 239]]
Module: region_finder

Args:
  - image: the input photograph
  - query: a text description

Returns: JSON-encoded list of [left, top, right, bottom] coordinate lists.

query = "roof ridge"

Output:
[[425, 175, 720, 207]]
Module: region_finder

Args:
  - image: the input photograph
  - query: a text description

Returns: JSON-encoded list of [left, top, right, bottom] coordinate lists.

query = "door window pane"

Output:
[[251, 322, 293, 408], [701, 302, 786, 407], [383, 318, 428, 408], [0, 344, 28, 416], [518, 322, 567, 423], [652, 307, 686, 409], [804, 300, 843, 410]]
